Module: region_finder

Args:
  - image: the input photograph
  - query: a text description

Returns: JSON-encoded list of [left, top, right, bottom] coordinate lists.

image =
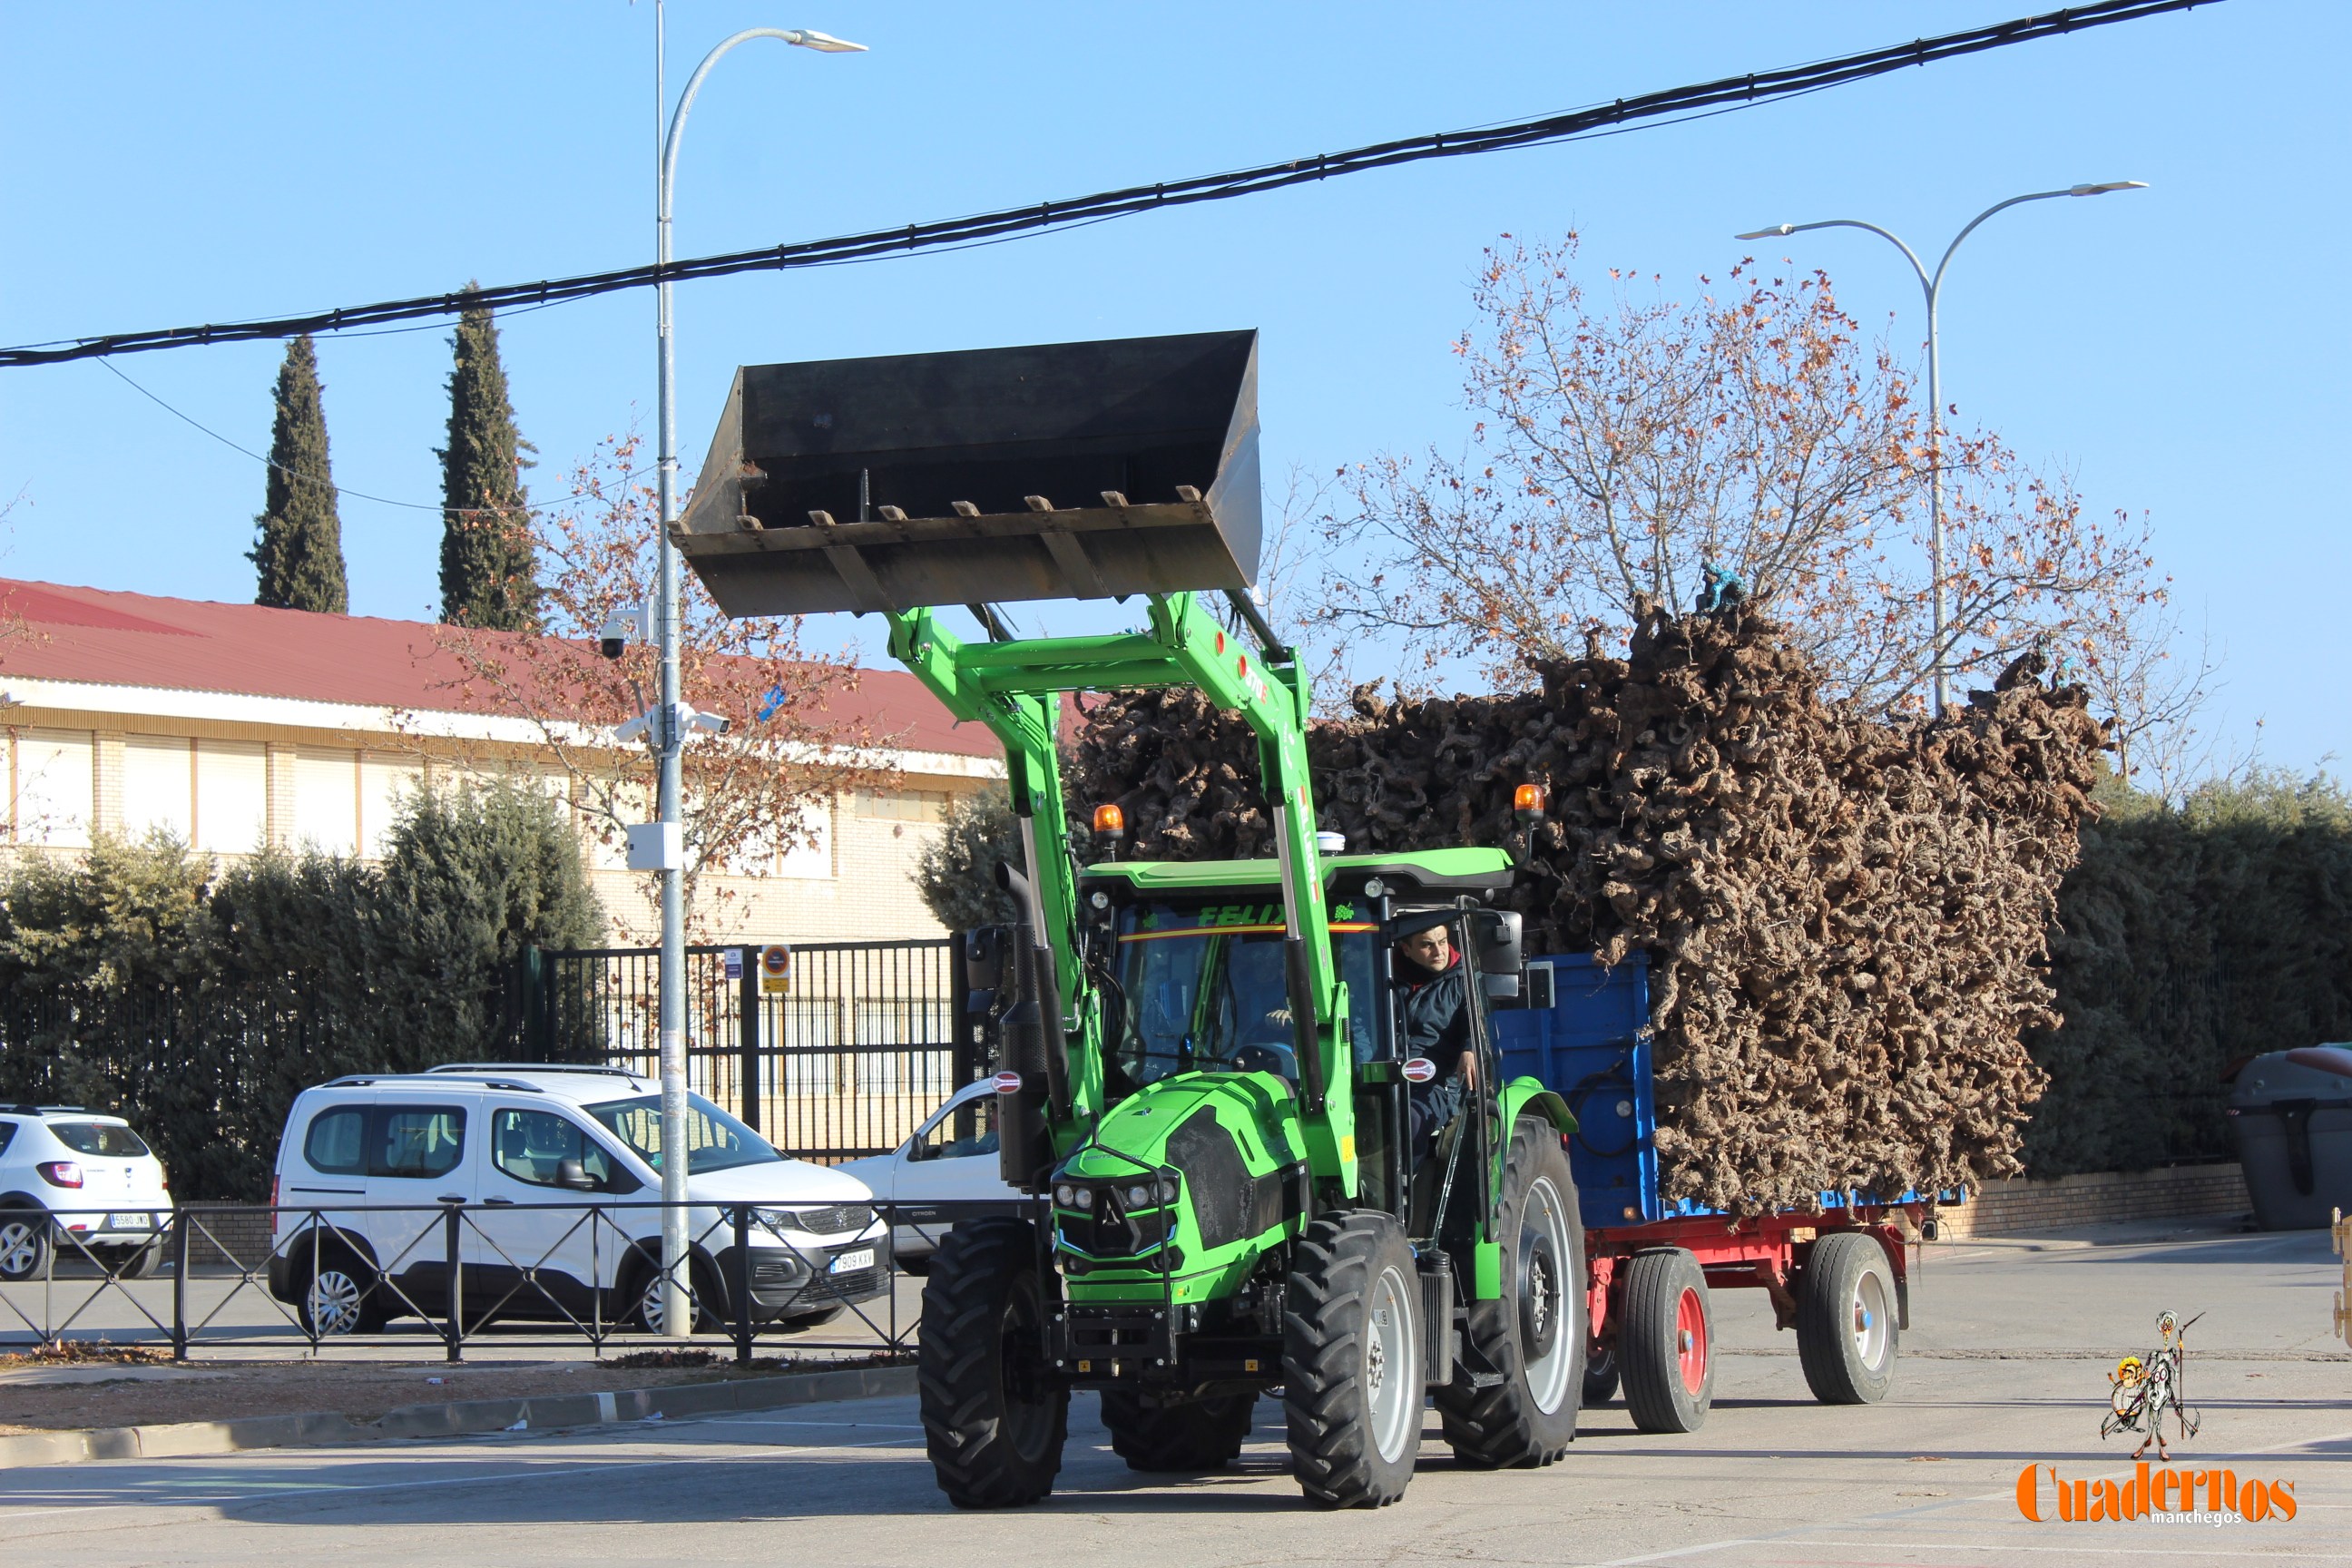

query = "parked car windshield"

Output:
[[585, 1093, 782, 1174], [1109, 899, 1380, 1092], [48, 1122, 150, 1158]]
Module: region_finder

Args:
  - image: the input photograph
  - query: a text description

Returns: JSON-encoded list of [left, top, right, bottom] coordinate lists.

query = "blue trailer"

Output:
[[1492, 952, 1946, 1433]]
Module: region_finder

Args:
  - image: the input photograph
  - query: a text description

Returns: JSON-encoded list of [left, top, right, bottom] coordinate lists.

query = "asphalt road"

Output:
[[5, 1219, 2348, 1567]]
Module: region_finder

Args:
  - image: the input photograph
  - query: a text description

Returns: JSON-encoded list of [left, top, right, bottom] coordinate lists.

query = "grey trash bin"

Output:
[[2228, 1045, 2352, 1230]]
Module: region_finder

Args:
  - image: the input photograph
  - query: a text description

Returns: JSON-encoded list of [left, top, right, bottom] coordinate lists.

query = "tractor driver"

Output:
[[1394, 915, 1477, 1158]]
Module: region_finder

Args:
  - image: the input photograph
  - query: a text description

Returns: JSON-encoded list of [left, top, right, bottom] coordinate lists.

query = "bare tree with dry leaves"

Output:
[[431, 434, 888, 937], [1318, 234, 2165, 717]]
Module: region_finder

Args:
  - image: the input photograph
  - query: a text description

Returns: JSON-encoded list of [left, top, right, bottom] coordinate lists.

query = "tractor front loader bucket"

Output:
[[675, 330, 1261, 617]]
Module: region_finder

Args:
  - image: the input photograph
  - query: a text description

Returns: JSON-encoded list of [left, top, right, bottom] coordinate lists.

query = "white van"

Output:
[[265, 1064, 887, 1336]]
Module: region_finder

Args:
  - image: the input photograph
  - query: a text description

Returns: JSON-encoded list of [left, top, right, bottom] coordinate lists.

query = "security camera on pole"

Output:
[[648, 5, 866, 1337]]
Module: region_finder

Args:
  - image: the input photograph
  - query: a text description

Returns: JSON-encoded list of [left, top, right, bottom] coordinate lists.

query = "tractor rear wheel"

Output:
[[918, 1218, 1069, 1508], [1436, 1116, 1584, 1467], [1101, 1389, 1256, 1472], [1619, 1248, 1714, 1433], [1283, 1210, 1422, 1508]]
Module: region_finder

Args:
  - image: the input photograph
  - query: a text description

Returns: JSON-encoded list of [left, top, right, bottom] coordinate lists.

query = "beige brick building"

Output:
[[0, 579, 1003, 945]]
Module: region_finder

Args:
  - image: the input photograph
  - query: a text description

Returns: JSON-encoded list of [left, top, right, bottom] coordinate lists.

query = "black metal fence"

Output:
[[520, 939, 978, 1161], [0, 1198, 1034, 1363]]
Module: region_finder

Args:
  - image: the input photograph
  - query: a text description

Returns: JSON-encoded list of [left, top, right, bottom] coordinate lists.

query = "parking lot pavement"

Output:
[[1, 1220, 2346, 1567]]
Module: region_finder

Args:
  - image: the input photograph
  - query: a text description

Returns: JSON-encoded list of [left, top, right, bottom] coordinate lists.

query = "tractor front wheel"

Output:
[[1283, 1210, 1422, 1508], [917, 1218, 1069, 1509], [1101, 1389, 1256, 1472], [1436, 1117, 1584, 1467]]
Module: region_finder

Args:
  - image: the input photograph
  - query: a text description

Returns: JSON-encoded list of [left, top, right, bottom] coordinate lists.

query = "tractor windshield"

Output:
[[1109, 900, 1380, 1092]]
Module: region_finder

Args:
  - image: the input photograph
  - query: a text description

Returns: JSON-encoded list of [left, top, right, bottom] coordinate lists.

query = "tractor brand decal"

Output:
[[2014, 1462, 2296, 1524]]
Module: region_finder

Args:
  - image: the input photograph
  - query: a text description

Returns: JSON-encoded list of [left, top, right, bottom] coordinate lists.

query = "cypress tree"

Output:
[[437, 287, 540, 629], [249, 335, 350, 613]]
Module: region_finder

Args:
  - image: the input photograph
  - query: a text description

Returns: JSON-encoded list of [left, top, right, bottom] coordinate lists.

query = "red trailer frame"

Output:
[[1580, 1198, 1939, 1432]]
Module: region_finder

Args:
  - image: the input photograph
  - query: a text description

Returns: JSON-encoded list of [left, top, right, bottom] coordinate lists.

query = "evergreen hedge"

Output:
[[2027, 770, 2352, 1176], [0, 782, 602, 1200]]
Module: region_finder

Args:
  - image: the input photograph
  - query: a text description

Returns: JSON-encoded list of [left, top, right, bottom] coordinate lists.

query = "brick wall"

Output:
[[1935, 1162, 2251, 1239]]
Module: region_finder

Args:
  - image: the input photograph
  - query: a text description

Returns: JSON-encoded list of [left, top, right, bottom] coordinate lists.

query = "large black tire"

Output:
[[1796, 1231, 1899, 1405], [1436, 1118, 1584, 1468], [1101, 1389, 1256, 1472], [1583, 1342, 1621, 1406], [918, 1219, 1069, 1509], [0, 1208, 51, 1282], [1619, 1248, 1714, 1433], [1283, 1210, 1422, 1508]]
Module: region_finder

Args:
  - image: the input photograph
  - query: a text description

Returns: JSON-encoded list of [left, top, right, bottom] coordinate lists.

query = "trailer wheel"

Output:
[[1436, 1117, 1584, 1468], [1796, 1231, 1898, 1405], [1101, 1389, 1256, 1472], [1582, 1341, 1621, 1406], [1619, 1248, 1714, 1433], [1284, 1210, 1422, 1508], [918, 1218, 1069, 1508]]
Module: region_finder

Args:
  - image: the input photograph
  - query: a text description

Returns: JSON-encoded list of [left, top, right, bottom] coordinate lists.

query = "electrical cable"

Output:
[[0, 0, 2217, 370], [98, 358, 654, 516]]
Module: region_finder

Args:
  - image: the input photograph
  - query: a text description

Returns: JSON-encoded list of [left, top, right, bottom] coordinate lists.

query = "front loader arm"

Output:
[[886, 594, 1357, 1197]]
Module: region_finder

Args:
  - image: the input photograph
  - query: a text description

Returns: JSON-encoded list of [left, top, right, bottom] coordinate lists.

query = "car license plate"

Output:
[[828, 1248, 874, 1274], [107, 1212, 154, 1231]]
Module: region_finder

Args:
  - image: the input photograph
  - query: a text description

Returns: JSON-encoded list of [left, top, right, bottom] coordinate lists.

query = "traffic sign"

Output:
[[760, 943, 792, 995]]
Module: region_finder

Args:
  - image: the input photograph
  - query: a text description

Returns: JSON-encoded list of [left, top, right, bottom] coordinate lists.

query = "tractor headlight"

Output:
[[1126, 1184, 1152, 1208], [1159, 1175, 1180, 1202], [1074, 1187, 1094, 1210], [1054, 1183, 1076, 1207]]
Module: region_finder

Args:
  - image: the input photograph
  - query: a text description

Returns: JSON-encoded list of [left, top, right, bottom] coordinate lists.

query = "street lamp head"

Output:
[[1735, 224, 1793, 240], [786, 29, 868, 52], [2069, 181, 2148, 196]]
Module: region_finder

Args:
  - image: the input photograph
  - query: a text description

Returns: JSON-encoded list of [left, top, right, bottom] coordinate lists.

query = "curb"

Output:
[[0, 1361, 916, 1470]]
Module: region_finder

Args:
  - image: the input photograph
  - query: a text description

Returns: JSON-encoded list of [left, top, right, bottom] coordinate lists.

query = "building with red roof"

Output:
[[0, 579, 1003, 943]]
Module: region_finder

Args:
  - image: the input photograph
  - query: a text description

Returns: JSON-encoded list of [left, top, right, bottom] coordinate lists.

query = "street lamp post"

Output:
[[1737, 181, 2145, 714], [652, 10, 866, 1338]]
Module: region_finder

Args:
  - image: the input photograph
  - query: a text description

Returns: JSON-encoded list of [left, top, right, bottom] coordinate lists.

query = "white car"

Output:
[[264, 1063, 888, 1335], [0, 1105, 172, 1281], [838, 1080, 1019, 1269]]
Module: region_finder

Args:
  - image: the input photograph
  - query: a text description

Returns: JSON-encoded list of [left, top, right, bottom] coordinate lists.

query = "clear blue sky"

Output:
[[2, 2, 2341, 775]]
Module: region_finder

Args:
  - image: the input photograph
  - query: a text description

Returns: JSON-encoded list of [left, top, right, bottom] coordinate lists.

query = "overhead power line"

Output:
[[2, 0, 2217, 371]]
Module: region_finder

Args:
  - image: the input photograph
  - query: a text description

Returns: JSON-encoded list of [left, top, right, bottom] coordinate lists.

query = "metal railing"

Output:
[[0, 1198, 1034, 1364], [526, 938, 977, 1161]]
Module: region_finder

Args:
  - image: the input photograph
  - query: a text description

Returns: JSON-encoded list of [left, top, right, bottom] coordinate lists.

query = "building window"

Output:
[[123, 736, 195, 844], [15, 729, 93, 848], [294, 746, 358, 856], [361, 752, 422, 859], [851, 789, 952, 824], [194, 740, 268, 855]]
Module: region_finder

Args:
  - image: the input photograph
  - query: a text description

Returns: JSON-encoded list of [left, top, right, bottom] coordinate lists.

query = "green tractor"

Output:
[[679, 331, 1583, 1509]]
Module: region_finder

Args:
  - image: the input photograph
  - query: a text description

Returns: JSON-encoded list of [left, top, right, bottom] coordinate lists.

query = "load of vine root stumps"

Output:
[[1065, 602, 2105, 1214]]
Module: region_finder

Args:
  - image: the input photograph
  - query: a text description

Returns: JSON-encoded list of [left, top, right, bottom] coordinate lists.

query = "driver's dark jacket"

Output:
[[1396, 956, 1471, 1150]]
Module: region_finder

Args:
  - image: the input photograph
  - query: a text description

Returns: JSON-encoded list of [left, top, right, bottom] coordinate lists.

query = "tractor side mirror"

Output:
[[1473, 908, 1524, 978]]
